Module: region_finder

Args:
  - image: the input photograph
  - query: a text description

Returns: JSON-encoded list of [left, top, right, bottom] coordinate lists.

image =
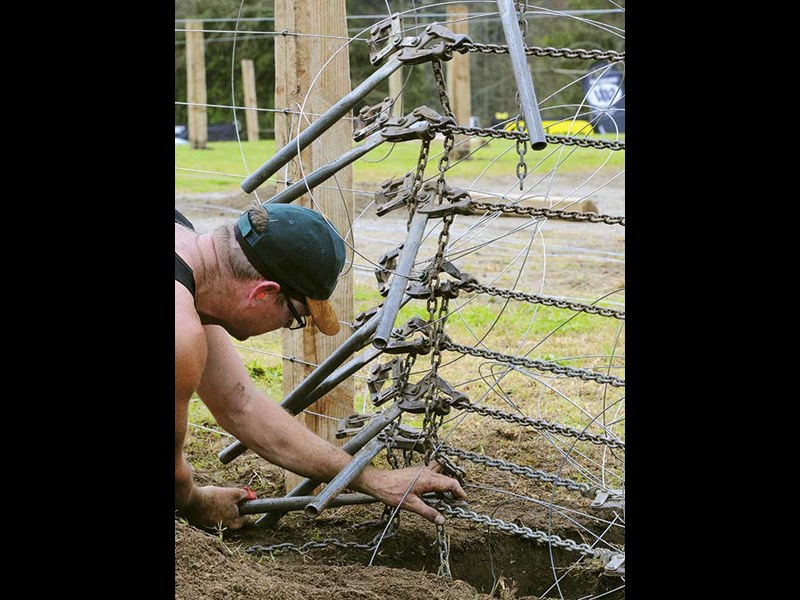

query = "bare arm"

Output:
[[198, 325, 465, 524], [175, 289, 249, 529]]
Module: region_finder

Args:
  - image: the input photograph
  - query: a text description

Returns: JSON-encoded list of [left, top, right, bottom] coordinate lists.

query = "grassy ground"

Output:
[[175, 135, 625, 195]]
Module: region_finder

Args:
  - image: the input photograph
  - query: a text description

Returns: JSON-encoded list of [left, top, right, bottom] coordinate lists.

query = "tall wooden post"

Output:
[[275, 0, 355, 490], [446, 5, 471, 158], [389, 67, 403, 117], [241, 59, 260, 141], [186, 20, 208, 149]]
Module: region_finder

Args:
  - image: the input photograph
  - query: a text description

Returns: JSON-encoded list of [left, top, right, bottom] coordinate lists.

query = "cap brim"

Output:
[[306, 298, 340, 336]]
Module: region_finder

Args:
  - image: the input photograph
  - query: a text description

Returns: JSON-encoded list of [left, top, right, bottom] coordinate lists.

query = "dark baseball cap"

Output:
[[233, 203, 347, 335]]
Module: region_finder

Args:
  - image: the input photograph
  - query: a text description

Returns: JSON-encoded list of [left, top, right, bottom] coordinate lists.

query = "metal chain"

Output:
[[442, 340, 625, 388], [246, 538, 377, 555], [431, 59, 455, 120], [387, 352, 418, 470], [449, 399, 625, 450], [427, 501, 602, 558], [407, 137, 432, 228], [513, 92, 528, 191], [438, 444, 595, 495], [468, 200, 625, 226], [436, 524, 452, 577], [434, 123, 625, 151], [461, 42, 625, 63], [422, 132, 457, 461], [460, 281, 625, 318]]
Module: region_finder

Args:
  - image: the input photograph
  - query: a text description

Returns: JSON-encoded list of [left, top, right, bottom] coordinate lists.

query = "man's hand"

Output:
[[361, 463, 467, 525], [176, 485, 252, 530]]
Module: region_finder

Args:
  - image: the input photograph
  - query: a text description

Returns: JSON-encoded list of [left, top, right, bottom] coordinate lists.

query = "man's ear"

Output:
[[248, 280, 281, 304]]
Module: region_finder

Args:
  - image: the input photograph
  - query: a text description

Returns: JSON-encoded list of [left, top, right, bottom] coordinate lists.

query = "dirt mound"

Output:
[[176, 519, 487, 600]]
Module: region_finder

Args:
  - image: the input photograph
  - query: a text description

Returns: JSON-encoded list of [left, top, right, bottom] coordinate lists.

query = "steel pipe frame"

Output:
[[241, 57, 404, 194], [496, 0, 547, 150], [255, 401, 404, 527], [372, 211, 430, 349], [240, 492, 377, 515]]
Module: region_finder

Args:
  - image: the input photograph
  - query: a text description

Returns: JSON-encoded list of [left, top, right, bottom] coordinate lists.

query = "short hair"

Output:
[[212, 201, 267, 281]]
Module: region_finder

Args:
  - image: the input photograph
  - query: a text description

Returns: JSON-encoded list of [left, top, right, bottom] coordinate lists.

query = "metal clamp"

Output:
[[416, 181, 475, 218], [396, 23, 473, 66], [397, 372, 458, 415], [596, 550, 625, 577], [367, 358, 405, 407], [406, 260, 478, 300], [353, 305, 382, 330], [368, 13, 410, 66], [353, 97, 395, 140], [383, 316, 433, 355], [375, 172, 416, 217], [589, 488, 625, 511], [355, 105, 455, 143], [375, 246, 403, 297], [335, 413, 377, 440]]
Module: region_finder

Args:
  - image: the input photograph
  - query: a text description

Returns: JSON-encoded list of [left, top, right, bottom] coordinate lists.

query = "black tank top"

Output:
[[175, 209, 196, 298]]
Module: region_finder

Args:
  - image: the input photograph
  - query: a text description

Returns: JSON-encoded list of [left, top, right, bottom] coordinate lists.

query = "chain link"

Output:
[[461, 42, 625, 63], [431, 59, 455, 120], [460, 281, 625, 318], [434, 123, 625, 151], [438, 444, 595, 495], [246, 538, 377, 555], [436, 523, 452, 577], [407, 137, 431, 228], [428, 501, 603, 558], [468, 200, 625, 226], [422, 132, 457, 461], [443, 340, 625, 388], [449, 400, 625, 450]]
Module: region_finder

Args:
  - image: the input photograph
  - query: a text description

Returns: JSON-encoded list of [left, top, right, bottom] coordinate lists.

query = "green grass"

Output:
[[175, 135, 624, 195]]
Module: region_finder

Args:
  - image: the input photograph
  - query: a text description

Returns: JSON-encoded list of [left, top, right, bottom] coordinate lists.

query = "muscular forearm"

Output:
[[220, 397, 359, 484]]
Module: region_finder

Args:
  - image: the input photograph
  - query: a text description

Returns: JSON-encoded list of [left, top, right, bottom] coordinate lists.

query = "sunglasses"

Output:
[[283, 290, 308, 330]]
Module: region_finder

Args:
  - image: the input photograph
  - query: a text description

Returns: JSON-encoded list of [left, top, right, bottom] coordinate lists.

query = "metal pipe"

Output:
[[372, 211, 429, 349], [496, 0, 547, 150], [267, 134, 384, 205], [255, 401, 404, 527], [218, 311, 382, 464], [304, 437, 386, 518], [239, 492, 377, 515], [241, 57, 404, 193], [300, 346, 383, 407]]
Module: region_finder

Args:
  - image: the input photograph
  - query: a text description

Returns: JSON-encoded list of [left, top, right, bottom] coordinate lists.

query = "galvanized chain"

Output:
[[386, 351, 418, 469], [442, 340, 626, 388], [436, 523, 452, 577], [431, 59, 455, 120], [433, 123, 625, 151], [246, 512, 401, 556], [438, 444, 596, 496], [469, 200, 625, 226], [422, 132, 457, 461], [246, 538, 377, 555], [513, 1, 529, 191], [460, 281, 625, 317], [406, 137, 432, 228], [426, 500, 602, 558], [449, 399, 625, 450], [460, 42, 625, 63], [514, 92, 528, 191]]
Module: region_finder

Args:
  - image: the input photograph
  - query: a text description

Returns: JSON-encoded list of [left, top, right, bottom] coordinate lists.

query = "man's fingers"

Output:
[[404, 496, 446, 526], [445, 477, 468, 500]]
